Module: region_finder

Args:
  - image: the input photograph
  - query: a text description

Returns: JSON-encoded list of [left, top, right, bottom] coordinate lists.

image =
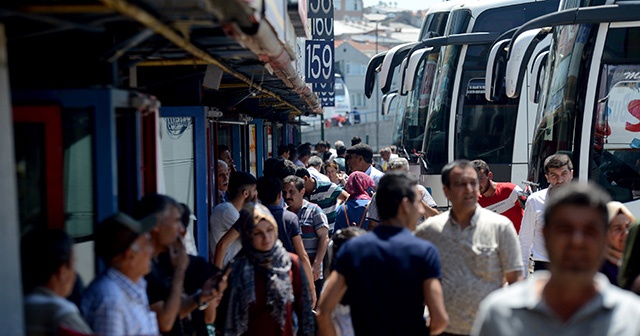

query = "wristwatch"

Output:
[[192, 289, 209, 310]]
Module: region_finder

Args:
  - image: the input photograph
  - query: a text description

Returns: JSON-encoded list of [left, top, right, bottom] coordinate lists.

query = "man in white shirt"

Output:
[[209, 171, 257, 267], [520, 153, 573, 276], [346, 143, 384, 186], [307, 155, 330, 182]]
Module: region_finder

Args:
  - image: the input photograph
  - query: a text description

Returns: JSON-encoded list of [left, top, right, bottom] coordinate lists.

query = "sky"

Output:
[[362, 0, 444, 11]]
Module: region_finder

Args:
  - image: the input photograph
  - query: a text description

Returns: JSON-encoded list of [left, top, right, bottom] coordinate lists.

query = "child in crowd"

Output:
[[324, 227, 366, 336]]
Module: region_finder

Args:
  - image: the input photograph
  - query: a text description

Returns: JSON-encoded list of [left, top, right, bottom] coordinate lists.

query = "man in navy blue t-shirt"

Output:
[[316, 171, 449, 335]]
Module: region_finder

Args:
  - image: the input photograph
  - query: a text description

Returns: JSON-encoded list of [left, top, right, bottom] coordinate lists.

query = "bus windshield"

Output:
[[402, 51, 439, 156], [421, 12, 449, 40], [392, 95, 406, 146], [529, 24, 593, 187], [455, 43, 518, 163], [455, 74, 518, 162], [590, 27, 640, 202], [423, 45, 461, 173]]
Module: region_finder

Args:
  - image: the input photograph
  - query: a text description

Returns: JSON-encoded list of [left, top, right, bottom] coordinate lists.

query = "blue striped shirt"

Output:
[[81, 268, 159, 336], [293, 200, 329, 260]]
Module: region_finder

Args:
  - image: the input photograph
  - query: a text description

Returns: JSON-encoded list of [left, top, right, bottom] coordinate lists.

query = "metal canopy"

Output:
[[0, 0, 317, 118]]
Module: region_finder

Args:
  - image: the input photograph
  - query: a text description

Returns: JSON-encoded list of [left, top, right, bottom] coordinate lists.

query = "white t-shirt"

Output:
[[209, 202, 241, 267]]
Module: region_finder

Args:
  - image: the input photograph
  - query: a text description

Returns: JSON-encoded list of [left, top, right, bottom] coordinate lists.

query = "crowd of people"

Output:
[[20, 140, 640, 336]]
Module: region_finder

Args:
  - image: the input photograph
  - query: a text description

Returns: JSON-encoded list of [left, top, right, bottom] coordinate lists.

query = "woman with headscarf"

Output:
[[334, 171, 375, 231], [219, 203, 316, 336], [601, 201, 635, 286]]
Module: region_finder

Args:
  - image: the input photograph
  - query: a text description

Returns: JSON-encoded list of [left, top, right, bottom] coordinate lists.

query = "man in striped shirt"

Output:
[[295, 167, 348, 235], [283, 175, 329, 301]]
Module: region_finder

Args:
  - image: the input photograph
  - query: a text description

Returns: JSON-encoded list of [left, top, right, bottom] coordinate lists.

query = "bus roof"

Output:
[[448, 0, 558, 29]]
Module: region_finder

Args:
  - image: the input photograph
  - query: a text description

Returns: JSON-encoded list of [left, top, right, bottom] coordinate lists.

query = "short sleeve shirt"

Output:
[[309, 181, 343, 234], [334, 225, 441, 335], [478, 182, 524, 233], [293, 200, 329, 260], [418, 184, 437, 207], [209, 202, 241, 266], [473, 272, 640, 336], [415, 206, 523, 335], [266, 205, 301, 253]]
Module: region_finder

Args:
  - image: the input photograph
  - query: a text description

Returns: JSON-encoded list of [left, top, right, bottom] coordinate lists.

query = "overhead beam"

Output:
[[136, 59, 210, 66], [99, 0, 303, 114], [0, 8, 104, 32], [105, 28, 155, 63], [20, 4, 115, 14]]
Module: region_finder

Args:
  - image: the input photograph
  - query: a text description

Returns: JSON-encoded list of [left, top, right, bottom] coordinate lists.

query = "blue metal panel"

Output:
[[12, 89, 122, 223], [159, 106, 209, 259], [254, 119, 264, 177]]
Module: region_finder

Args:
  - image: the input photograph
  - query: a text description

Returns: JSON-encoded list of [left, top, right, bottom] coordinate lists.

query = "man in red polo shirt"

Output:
[[472, 160, 525, 233]]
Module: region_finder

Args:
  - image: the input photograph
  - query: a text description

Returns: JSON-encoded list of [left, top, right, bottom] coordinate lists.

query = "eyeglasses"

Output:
[[610, 225, 631, 236]]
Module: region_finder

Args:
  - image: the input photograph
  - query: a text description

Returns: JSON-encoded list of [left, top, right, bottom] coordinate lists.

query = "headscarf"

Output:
[[225, 203, 315, 336], [345, 171, 375, 200], [620, 222, 640, 287], [606, 202, 635, 262], [619, 204, 640, 291], [607, 201, 635, 223]]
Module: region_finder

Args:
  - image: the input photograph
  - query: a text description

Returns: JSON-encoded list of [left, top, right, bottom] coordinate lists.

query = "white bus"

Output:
[[364, 1, 460, 150], [509, 0, 640, 212], [419, 0, 560, 207]]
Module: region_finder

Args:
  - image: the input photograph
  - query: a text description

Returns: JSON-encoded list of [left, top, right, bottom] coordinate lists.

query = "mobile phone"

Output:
[[209, 259, 234, 291]]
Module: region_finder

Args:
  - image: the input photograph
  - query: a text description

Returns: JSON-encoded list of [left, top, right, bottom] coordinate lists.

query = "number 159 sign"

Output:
[[305, 40, 333, 84]]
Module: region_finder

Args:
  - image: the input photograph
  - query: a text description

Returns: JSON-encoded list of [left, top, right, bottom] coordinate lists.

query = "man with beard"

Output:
[[471, 160, 525, 233], [210, 171, 257, 267], [520, 154, 574, 275]]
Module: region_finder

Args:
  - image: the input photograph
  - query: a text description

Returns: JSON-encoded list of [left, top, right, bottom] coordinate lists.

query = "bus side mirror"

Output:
[[485, 39, 510, 102], [506, 28, 551, 99], [381, 92, 398, 116], [402, 47, 432, 94], [529, 51, 549, 104]]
